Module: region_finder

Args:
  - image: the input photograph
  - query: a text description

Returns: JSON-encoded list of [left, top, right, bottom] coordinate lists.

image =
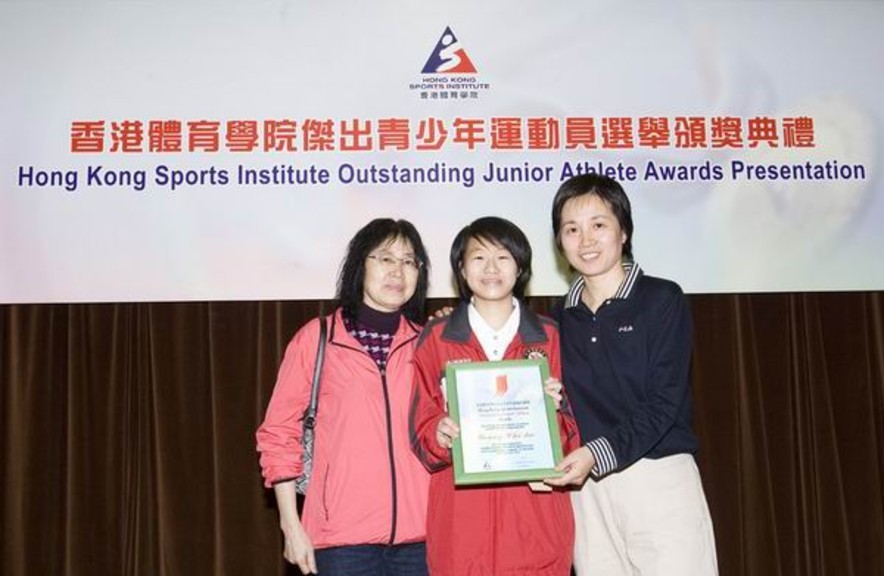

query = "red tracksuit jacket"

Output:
[[409, 302, 578, 576]]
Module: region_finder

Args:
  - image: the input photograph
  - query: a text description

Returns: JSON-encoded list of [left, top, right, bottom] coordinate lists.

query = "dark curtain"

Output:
[[2, 293, 883, 576]]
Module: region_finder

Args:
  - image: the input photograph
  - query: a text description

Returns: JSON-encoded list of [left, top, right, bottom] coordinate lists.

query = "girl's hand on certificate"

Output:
[[544, 377, 564, 410], [436, 416, 460, 449]]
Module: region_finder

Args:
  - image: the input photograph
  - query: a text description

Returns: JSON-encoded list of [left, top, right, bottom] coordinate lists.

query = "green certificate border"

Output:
[[445, 358, 564, 485]]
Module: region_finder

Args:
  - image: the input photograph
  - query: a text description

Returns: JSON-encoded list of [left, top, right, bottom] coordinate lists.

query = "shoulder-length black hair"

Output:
[[335, 218, 430, 323], [551, 173, 634, 259], [449, 216, 532, 301]]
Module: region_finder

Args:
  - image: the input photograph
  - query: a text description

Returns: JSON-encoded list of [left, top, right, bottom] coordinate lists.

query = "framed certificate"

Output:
[[445, 358, 564, 485]]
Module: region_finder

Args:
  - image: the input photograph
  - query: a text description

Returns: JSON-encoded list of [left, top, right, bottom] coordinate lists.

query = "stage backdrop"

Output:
[[1, 0, 881, 303]]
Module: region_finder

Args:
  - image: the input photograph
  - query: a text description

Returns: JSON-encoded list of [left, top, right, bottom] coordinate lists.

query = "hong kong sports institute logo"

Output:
[[421, 26, 477, 74], [409, 26, 490, 100]]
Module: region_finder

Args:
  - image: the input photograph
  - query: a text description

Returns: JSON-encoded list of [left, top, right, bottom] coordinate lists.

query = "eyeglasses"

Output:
[[367, 253, 423, 272]]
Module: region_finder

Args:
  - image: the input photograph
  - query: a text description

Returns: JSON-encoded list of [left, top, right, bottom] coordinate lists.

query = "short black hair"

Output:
[[551, 173, 634, 259], [449, 216, 532, 301], [336, 218, 430, 323]]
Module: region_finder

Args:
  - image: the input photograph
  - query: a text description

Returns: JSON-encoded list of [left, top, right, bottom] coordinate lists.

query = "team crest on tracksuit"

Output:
[[523, 347, 547, 360]]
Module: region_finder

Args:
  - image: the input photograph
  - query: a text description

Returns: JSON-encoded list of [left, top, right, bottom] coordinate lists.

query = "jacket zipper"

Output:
[[379, 367, 398, 545], [380, 335, 417, 545], [332, 328, 418, 545]]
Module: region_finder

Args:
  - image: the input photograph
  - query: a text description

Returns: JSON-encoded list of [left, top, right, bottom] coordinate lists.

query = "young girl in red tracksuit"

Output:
[[410, 217, 579, 576]]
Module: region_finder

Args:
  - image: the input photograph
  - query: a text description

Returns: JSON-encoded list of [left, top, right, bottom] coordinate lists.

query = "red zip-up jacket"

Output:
[[257, 309, 429, 549], [409, 303, 578, 576]]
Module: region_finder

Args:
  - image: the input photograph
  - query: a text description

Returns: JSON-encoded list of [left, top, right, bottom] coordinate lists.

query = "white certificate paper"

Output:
[[445, 359, 563, 485]]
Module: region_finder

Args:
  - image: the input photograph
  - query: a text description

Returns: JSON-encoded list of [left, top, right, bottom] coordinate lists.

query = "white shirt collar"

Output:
[[467, 297, 520, 361]]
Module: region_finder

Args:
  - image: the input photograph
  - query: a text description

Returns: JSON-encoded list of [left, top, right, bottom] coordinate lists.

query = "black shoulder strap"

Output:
[[303, 316, 327, 430]]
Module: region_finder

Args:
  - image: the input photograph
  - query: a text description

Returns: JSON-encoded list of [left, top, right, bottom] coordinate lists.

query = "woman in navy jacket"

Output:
[[544, 175, 719, 576]]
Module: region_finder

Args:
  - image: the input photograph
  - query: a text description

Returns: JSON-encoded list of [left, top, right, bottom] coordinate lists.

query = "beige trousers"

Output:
[[572, 454, 718, 576]]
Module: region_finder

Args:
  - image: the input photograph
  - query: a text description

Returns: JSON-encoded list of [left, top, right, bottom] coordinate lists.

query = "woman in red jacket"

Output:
[[257, 219, 431, 576], [410, 216, 579, 576]]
